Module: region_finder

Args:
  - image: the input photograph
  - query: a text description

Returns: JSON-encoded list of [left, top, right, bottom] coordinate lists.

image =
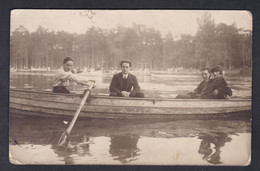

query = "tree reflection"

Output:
[[198, 132, 232, 164], [109, 135, 140, 164]]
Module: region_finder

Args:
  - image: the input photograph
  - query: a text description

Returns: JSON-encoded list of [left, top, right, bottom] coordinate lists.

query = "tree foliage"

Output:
[[10, 13, 252, 71]]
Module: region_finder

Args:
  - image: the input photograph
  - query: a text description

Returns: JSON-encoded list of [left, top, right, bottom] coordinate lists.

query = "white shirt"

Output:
[[123, 73, 128, 79], [51, 67, 78, 87]]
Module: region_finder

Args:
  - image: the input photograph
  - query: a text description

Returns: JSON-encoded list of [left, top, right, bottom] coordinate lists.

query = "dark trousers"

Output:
[[109, 91, 145, 98], [175, 94, 192, 99], [53, 86, 70, 93]]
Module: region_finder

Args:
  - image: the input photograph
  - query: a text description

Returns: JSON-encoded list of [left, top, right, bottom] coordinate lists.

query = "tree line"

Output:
[[10, 13, 252, 71]]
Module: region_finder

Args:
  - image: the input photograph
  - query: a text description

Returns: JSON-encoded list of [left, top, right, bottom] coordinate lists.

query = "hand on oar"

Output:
[[57, 81, 95, 146], [80, 80, 96, 86]]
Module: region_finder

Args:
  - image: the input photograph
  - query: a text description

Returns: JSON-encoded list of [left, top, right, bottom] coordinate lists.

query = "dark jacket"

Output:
[[191, 80, 209, 98], [201, 76, 232, 99], [109, 72, 141, 96]]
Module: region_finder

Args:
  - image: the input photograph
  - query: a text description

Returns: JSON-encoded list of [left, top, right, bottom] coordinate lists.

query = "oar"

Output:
[[57, 81, 95, 146]]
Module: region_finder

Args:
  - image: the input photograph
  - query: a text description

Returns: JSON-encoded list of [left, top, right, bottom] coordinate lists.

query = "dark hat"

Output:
[[63, 57, 73, 64], [211, 65, 223, 74], [120, 60, 132, 67]]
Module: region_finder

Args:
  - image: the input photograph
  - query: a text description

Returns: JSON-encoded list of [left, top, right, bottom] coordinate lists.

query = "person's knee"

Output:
[[137, 92, 145, 98], [53, 86, 70, 93], [175, 94, 191, 99], [130, 92, 145, 98], [109, 92, 119, 97]]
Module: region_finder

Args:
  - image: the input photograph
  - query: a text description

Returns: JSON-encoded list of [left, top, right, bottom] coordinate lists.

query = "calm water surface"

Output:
[[9, 72, 252, 165]]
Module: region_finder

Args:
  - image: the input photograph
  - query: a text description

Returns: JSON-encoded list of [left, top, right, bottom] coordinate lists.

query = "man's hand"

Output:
[[89, 80, 95, 83], [79, 81, 88, 86], [80, 80, 96, 87], [189, 90, 195, 94], [88, 80, 96, 88], [72, 68, 78, 74], [224, 95, 230, 99], [121, 91, 130, 97], [213, 89, 218, 96]]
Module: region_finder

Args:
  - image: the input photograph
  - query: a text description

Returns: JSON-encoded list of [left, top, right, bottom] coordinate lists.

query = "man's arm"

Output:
[[201, 78, 231, 99], [109, 75, 122, 95], [51, 71, 71, 86], [216, 87, 232, 98], [127, 75, 140, 97], [70, 74, 97, 86], [68, 74, 87, 85], [214, 78, 232, 98], [193, 81, 204, 94], [132, 75, 141, 91], [61, 72, 92, 85]]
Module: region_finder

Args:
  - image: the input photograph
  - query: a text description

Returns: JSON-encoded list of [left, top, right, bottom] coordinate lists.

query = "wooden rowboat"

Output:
[[9, 89, 251, 119]]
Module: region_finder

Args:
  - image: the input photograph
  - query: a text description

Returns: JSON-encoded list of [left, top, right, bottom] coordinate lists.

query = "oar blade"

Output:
[[57, 82, 95, 146], [57, 131, 68, 146]]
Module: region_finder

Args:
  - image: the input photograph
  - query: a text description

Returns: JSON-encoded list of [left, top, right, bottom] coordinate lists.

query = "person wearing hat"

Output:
[[211, 65, 224, 78], [109, 60, 145, 98], [200, 65, 232, 99], [51, 57, 93, 93]]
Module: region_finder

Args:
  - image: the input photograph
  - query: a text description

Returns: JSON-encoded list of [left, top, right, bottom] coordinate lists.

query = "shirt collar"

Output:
[[123, 73, 128, 79]]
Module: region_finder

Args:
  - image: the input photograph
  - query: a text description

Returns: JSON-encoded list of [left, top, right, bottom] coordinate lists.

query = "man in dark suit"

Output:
[[109, 61, 145, 98], [175, 67, 211, 99], [200, 65, 232, 99]]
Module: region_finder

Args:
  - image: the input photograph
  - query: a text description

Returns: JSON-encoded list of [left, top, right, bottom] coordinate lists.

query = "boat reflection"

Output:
[[109, 135, 140, 164], [198, 132, 232, 164], [50, 134, 141, 164], [9, 115, 251, 165]]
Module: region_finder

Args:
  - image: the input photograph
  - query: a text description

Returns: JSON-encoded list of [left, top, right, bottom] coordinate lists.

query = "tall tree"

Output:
[[10, 25, 30, 69], [195, 13, 216, 68]]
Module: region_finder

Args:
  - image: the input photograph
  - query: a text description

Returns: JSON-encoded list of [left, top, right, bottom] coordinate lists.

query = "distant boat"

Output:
[[30, 67, 51, 71], [131, 70, 151, 76], [151, 73, 198, 78], [10, 88, 251, 120], [79, 69, 103, 76]]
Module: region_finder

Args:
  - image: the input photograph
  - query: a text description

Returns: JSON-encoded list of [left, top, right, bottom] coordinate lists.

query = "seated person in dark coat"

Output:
[[109, 61, 145, 98], [175, 68, 211, 99], [200, 65, 232, 99]]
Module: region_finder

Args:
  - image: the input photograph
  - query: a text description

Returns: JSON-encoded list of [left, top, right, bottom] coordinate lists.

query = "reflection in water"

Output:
[[198, 132, 232, 164], [109, 135, 140, 164], [52, 136, 91, 165], [51, 134, 141, 164], [9, 115, 251, 165], [54, 146, 76, 165], [10, 74, 53, 91]]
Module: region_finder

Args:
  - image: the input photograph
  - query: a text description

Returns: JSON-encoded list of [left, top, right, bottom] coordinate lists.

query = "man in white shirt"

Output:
[[109, 61, 144, 97], [52, 57, 92, 93]]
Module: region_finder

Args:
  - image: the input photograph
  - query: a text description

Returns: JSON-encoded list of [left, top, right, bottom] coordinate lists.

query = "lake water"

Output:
[[9, 71, 252, 165]]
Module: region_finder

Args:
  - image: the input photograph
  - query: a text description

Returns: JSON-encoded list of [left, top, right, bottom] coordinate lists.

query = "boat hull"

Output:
[[9, 89, 251, 119]]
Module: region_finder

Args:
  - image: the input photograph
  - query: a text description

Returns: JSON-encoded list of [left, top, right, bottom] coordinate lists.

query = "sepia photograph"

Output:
[[9, 10, 252, 165]]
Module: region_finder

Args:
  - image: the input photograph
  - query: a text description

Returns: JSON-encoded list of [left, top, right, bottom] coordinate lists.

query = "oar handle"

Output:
[[66, 81, 95, 134]]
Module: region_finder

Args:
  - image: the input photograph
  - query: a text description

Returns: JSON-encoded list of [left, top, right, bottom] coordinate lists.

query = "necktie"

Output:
[[122, 75, 127, 91]]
